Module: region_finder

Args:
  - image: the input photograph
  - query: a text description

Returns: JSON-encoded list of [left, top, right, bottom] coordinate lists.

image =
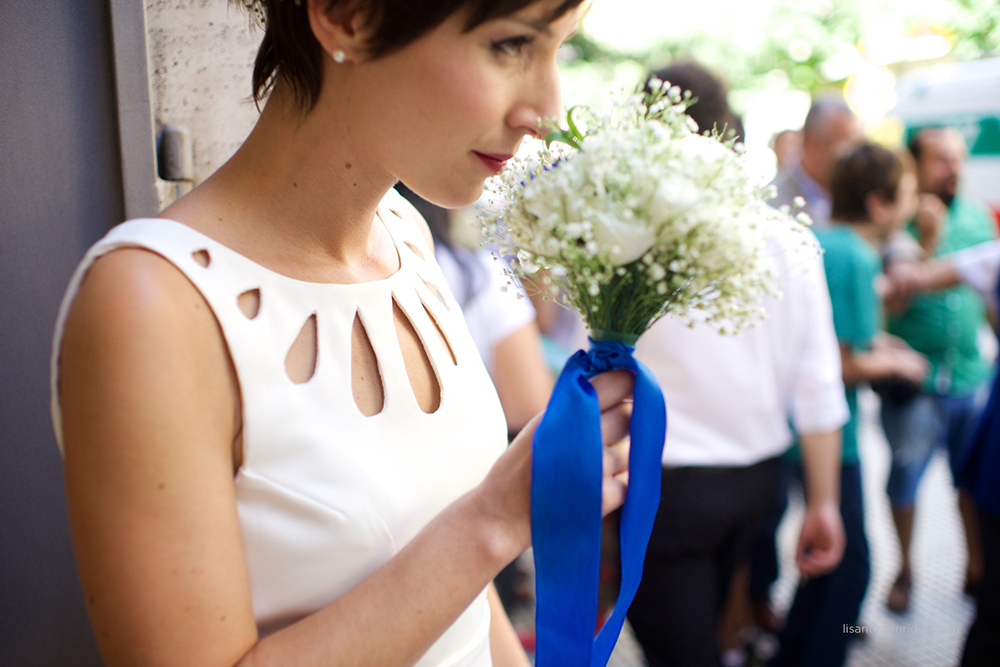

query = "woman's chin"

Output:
[[401, 182, 484, 210]]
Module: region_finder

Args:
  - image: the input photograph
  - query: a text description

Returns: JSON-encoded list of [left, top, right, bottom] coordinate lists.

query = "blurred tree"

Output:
[[948, 0, 1000, 56], [568, 0, 999, 104]]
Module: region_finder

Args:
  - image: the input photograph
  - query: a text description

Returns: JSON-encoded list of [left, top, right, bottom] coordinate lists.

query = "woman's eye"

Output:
[[491, 36, 533, 57]]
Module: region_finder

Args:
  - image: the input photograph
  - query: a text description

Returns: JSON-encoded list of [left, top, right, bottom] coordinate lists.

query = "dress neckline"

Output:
[[146, 207, 409, 288]]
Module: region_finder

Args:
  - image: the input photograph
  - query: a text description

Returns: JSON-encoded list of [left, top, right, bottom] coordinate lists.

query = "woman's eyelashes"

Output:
[[490, 35, 534, 57]]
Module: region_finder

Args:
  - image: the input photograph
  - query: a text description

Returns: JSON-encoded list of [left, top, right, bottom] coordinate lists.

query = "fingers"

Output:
[[602, 472, 628, 517], [795, 530, 841, 575], [796, 508, 846, 577], [603, 439, 629, 477], [600, 408, 631, 516], [797, 545, 842, 577], [590, 370, 634, 411], [513, 370, 634, 523], [600, 401, 631, 446]]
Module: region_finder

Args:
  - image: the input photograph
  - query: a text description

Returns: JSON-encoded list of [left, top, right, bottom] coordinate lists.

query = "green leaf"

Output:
[[543, 107, 586, 150], [544, 129, 583, 150]]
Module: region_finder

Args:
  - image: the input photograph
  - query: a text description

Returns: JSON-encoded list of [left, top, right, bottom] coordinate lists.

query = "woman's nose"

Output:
[[507, 62, 563, 139]]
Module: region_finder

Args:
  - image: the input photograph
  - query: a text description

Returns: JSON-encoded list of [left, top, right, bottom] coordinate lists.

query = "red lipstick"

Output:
[[473, 151, 513, 174]]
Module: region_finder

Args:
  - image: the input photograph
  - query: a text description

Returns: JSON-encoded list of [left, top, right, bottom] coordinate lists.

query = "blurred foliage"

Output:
[[947, 0, 1000, 56], [569, 0, 1000, 105]]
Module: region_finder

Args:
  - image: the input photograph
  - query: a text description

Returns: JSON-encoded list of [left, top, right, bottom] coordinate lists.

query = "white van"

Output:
[[892, 56, 1000, 227]]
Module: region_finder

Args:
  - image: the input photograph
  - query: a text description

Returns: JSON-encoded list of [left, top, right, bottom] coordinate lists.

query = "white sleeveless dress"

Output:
[[50, 190, 508, 666]]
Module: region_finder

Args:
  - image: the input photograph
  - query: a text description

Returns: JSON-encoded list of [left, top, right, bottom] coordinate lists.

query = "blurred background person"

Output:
[[770, 99, 863, 228], [772, 142, 928, 667], [884, 238, 1000, 667], [622, 62, 848, 667], [877, 127, 995, 614], [770, 129, 803, 177], [650, 61, 745, 143]]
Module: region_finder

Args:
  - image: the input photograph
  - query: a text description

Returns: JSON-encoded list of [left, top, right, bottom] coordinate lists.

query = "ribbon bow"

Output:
[[532, 338, 667, 667]]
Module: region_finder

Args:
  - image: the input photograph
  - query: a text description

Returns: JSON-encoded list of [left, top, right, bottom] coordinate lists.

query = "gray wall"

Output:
[[0, 0, 124, 663]]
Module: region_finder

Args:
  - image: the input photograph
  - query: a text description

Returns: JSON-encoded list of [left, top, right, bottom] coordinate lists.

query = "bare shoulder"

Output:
[[59, 246, 240, 457], [60, 247, 235, 403], [63, 246, 214, 339]]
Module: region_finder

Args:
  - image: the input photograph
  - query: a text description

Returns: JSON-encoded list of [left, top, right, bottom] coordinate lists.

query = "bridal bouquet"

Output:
[[481, 80, 793, 341], [480, 83, 800, 667]]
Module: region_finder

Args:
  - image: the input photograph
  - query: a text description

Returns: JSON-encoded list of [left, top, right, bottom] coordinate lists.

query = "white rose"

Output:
[[589, 211, 656, 266], [678, 133, 732, 164], [647, 176, 700, 226]]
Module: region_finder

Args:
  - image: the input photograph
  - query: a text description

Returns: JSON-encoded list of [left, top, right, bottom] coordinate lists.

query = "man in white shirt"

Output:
[[625, 222, 850, 667]]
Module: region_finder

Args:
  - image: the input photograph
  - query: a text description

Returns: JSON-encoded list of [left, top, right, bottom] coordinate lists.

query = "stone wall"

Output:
[[145, 1, 263, 204]]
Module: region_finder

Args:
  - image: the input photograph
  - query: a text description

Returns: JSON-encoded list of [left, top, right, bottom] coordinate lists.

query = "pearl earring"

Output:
[[331, 49, 346, 63]]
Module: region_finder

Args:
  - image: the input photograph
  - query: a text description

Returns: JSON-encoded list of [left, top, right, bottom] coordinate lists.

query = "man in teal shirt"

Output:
[[775, 142, 927, 667], [881, 127, 995, 613]]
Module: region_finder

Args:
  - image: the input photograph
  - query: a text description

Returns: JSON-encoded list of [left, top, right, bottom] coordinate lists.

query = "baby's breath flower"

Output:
[[478, 86, 810, 339]]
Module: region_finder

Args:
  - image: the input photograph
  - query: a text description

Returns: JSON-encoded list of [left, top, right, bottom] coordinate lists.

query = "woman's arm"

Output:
[[60, 249, 257, 666], [59, 249, 633, 667]]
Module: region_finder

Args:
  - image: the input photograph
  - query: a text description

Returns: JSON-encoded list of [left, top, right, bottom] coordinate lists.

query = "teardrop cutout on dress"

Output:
[[285, 313, 318, 384], [237, 288, 261, 319], [394, 299, 441, 414], [420, 276, 449, 310], [192, 249, 211, 268], [404, 241, 425, 260], [420, 297, 457, 366], [351, 312, 385, 417]]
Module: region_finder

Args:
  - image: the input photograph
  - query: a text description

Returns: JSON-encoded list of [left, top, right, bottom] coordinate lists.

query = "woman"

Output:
[[50, 1, 633, 665]]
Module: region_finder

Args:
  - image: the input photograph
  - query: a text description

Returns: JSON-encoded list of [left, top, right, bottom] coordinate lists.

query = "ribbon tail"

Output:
[[532, 351, 604, 667], [592, 358, 666, 666], [532, 343, 667, 667]]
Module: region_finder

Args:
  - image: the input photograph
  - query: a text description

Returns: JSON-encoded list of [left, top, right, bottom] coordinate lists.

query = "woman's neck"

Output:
[[161, 82, 400, 283]]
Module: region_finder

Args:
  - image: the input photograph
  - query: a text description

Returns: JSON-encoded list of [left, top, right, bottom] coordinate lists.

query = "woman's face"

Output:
[[341, 1, 581, 207]]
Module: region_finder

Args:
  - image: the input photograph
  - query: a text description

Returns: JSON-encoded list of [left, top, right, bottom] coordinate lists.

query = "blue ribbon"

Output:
[[532, 338, 666, 667]]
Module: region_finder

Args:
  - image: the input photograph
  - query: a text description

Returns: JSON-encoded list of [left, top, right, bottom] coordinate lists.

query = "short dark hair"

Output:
[[830, 142, 907, 223], [649, 61, 744, 142], [907, 126, 962, 163], [239, 0, 584, 112]]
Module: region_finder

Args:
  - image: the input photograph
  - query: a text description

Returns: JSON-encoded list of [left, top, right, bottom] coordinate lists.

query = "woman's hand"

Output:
[[470, 369, 635, 568]]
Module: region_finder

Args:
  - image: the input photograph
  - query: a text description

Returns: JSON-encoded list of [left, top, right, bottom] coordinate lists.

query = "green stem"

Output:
[[590, 329, 640, 345]]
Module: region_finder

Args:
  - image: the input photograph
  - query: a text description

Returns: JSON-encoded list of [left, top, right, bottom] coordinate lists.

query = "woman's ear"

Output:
[[306, 0, 369, 63]]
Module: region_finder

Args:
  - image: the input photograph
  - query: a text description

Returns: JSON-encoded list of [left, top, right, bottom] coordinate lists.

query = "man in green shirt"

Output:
[[882, 127, 995, 613]]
